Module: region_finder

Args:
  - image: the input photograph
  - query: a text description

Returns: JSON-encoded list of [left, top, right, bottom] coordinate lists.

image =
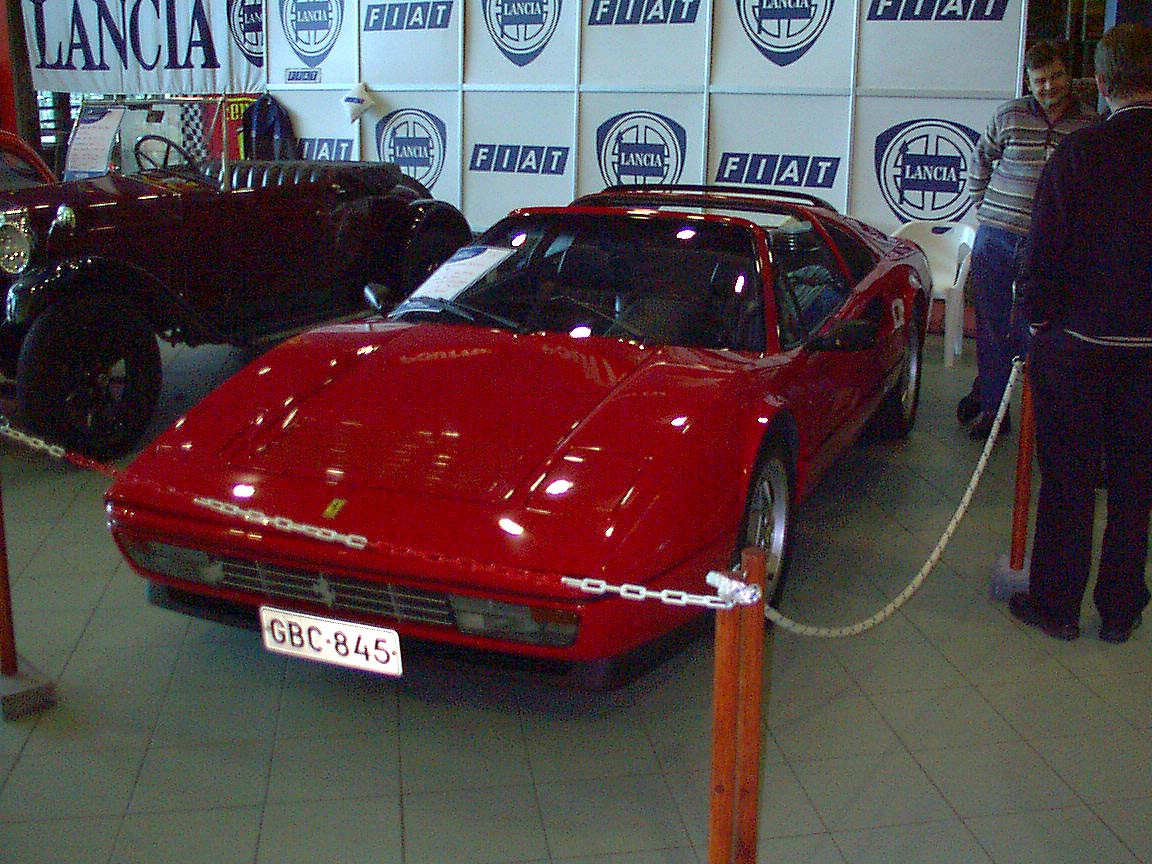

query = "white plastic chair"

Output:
[[893, 220, 976, 367]]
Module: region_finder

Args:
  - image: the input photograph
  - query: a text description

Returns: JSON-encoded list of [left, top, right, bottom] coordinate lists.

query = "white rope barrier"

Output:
[[764, 358, 1021, 638]]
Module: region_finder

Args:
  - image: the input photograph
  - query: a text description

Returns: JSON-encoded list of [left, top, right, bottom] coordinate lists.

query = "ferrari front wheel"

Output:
[[740, 442, 795, 605], [875, 311, 923, 439]]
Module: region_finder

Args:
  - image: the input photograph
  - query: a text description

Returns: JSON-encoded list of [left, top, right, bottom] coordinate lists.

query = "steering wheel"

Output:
[[133, 134, 196, 170]]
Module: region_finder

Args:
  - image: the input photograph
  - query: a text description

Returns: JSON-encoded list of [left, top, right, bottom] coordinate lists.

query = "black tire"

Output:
[[739, 441, 795, 605], [399, 226, 466, 295], [17, 297, 162, 457], [874, 311, 923, 439]]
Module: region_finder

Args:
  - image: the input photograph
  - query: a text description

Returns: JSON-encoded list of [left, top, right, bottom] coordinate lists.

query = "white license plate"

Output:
[[259, 607, 403, 677]]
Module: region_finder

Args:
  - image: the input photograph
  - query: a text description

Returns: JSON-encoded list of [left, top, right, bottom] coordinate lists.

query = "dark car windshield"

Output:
[[390, 212, 765, 350]]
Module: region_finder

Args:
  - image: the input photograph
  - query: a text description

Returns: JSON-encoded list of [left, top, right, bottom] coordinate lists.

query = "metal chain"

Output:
[[0, 355, 1023, 640], [0, 420, 66, 460], [0, 415, 121, 477], [192, 496, 369, 550], [560, 576, 745, 610]]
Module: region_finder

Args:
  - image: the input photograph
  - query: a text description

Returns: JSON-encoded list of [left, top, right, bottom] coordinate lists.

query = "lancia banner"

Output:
[[23, 0, 265, 94]]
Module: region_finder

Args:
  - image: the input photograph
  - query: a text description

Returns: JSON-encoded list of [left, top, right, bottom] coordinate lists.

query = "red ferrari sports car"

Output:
[[106, 185, 931, 686]]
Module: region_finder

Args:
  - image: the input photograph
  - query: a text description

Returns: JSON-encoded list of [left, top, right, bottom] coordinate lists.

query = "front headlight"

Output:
[[450, 594, 579, 647], [121, 537, 225, 584], [0, 209, 33, 275]]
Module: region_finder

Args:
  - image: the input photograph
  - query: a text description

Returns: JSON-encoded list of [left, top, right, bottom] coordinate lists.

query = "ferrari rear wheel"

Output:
[[740, 443, 795, 605], [17, 296, 162, 457]]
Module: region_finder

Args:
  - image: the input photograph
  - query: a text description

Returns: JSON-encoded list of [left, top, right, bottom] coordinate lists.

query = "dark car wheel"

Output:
[[874, 311, 923, 439], [17, 297, 162, 457], [740, 442, 795, 605]]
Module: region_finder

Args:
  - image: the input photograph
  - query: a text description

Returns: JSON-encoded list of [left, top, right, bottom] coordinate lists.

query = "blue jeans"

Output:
[[970, 225, 1027, 413]]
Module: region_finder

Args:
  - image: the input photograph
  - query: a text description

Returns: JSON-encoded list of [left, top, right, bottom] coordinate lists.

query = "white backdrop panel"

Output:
[[360, 0, 463, 85], [856, 0, 1024, 94], [710, 0, 854, 92], [463, 91, 577, 229], [708, 92, 851, 211], [849, 94, 1003, 233], [580, 0, 710, 88], [271, 89, 363, 159], [268, 0, 360, 86], [362, 90, 463, 203], [464, 0, 579, 85], [576, 91, 705, 197]]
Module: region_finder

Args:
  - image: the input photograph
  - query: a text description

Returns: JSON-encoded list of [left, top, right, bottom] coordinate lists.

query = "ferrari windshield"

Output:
[[390, 212, 765, 351]]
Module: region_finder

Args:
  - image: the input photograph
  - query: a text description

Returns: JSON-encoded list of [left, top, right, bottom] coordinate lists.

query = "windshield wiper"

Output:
[[393, 296, 522, 331]]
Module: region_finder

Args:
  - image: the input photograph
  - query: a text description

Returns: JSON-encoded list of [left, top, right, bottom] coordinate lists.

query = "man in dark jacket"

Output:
[[1010, 23, 1152, 643]]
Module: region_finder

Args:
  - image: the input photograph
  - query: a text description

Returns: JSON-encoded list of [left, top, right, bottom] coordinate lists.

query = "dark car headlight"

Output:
[[0, 209, 33, 275]]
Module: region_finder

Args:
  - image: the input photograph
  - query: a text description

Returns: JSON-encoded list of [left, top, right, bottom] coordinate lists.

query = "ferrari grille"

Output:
[[219, 559, 456, 627]]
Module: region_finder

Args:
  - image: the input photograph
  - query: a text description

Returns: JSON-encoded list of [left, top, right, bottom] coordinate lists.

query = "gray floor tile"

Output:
[[113, 807, 262, 864], [966, 806, 1140, 864]]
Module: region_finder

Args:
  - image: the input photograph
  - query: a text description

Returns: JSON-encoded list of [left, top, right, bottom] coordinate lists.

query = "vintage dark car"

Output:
[[106, 185, 930, 686], [0, 102, 471, 456]]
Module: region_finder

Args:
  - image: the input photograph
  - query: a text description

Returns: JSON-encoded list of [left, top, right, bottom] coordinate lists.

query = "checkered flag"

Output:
[[179, 104, 209, 161]]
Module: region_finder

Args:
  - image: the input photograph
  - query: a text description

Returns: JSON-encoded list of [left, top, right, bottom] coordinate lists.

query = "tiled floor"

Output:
[[1, 335, 1149, 864]]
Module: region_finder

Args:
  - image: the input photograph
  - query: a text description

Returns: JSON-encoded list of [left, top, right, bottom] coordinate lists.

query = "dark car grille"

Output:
[[218, 558, 456, 628]]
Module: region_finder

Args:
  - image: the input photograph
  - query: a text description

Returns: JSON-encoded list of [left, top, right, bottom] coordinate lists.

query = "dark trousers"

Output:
[[1028, 330, 1152, 626]]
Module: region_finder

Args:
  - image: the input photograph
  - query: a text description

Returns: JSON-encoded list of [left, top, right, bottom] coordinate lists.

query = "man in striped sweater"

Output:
[[959, 40, 1097, 439]]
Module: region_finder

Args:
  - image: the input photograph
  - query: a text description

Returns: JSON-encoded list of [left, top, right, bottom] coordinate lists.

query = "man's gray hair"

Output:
[[1095, 23, 1152, 98]]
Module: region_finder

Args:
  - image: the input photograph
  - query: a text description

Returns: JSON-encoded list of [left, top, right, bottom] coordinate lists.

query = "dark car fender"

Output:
[[391, 198, 473, 293], [400, 198, 473, 253], [5, 255, 219, 341]]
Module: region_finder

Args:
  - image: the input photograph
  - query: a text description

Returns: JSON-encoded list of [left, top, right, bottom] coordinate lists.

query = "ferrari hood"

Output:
[[217, 324, 664, 502], [115, 321, 751, 583]]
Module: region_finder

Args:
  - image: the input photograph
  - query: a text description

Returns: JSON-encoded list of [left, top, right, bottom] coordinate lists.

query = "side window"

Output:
[[822, 223, 877, 286], [700, 257, 765, 351], [771, 223, 850, 343]]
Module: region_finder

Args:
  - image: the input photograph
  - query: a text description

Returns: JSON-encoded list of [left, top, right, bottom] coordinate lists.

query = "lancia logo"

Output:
[[735, 0, 835, 66], [874, 118, 979, 223], [229, 0, 265, 67], [376, 108, 448, 189], [596, 111, 687, 187], [482, 0, 563, 66], [281, 0, 344, 68]]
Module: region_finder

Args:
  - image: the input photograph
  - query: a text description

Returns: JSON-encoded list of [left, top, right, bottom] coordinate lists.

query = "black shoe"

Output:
[[1099, 614, 1142, 644], [1008, 593, 1080, 641], [956, 389, 981, 425], [968, 410, 1011, 440]]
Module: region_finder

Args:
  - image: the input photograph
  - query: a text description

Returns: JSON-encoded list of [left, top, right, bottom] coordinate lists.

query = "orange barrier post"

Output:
[[1010, 364, 1034, 571], [708, 548, 770, 864], [0, 471, 56, 720]]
